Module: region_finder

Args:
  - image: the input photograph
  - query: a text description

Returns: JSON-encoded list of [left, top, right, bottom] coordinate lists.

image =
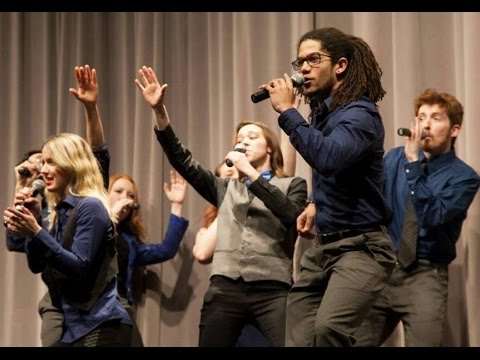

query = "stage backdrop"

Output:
[[0, 12, 479, 346]]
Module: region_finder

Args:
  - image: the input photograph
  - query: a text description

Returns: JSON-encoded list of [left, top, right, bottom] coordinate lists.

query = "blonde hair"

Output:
[[42, 133, 112, 229]]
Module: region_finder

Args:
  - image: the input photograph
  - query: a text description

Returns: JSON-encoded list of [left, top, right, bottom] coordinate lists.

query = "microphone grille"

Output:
[[31, 179, 46, 197], [291, 73, 304, 87], [234, 143, 247, 153], [32, 179, 46, 191]]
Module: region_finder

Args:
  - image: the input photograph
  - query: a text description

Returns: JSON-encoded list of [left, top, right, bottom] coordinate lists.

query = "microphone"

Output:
[[251, 73, 305, 103], [15, 179, 46, 210], [225, 143, 247, 167], [18, 166, 33, 177], [397, 128, 427, 140], [128, 203, 140, 210]]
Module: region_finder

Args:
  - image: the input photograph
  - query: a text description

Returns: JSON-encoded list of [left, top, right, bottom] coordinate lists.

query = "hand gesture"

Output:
[[164, 171, 186, 205], [69, 65, 98, 108], [135, 66, 168, 110]]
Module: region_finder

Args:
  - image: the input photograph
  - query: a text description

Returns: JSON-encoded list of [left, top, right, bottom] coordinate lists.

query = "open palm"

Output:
[[135, 66, 167, 108], [69, 65, 98, 107], [164, 170, 186, 204]]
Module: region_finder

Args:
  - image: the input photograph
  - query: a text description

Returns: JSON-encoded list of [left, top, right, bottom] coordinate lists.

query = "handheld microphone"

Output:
[[397, 128, 427, 140], [251, 73, 305, 103], [225, 143, 247, 167], [18, 166, 33, 177], [15, 179, 46, 210], [128, 203, 140, 210]]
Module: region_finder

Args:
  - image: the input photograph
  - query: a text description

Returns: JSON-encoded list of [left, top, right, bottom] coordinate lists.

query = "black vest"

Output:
[[41, 198, 118, 311]]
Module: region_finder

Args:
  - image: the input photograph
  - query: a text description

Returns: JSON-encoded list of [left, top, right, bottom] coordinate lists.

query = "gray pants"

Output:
[[38, 292, 63, 347], [354, 260, 449, 347], [38, 291, 144, 347], [286, 228, 395, 347]]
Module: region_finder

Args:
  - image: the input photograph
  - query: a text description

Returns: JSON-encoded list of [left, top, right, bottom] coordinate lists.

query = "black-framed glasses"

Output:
[[291, 52, 331, 71]]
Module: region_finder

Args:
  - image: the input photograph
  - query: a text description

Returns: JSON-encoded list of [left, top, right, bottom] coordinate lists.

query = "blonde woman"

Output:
[[4, 133, 132, 346]]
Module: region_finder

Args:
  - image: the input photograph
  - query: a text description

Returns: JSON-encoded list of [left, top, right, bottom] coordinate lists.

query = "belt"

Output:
[[316, 226, 383, 244]]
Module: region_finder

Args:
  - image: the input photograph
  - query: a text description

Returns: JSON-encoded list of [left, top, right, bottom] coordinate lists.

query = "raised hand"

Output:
[[135, 66, 168, 110], [163, 170, 187, 205], [69, 65, 98, 108]]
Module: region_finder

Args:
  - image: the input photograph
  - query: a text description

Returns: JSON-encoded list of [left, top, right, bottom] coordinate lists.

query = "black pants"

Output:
[[199, 275, 289, 347]]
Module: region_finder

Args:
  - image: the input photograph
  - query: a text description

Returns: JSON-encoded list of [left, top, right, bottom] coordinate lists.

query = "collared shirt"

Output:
[[24, 195, 131, 343], [278, 96, 389, 233], [384, 147, 479, 264], [117, 213, 189, 303]]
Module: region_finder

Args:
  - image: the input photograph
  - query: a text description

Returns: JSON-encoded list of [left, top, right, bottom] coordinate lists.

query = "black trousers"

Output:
[[199, 275, 290, 347]]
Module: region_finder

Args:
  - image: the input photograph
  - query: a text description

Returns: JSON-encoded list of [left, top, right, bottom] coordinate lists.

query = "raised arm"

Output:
[[135, 66, 170, 130], [69, 65, 105, 148], [163, 170, 187, 217], [135, 171, 189, 265]]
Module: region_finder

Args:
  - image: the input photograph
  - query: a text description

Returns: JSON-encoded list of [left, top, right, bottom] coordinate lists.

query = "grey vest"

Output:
[[213, 176, 297, 285]]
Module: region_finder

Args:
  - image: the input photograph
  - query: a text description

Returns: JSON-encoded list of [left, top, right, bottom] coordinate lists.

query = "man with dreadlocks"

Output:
[[260, 27, 396, 346]]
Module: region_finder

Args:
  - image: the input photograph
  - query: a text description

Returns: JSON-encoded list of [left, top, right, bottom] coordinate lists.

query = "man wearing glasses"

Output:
[[260, 27, 396, 346]]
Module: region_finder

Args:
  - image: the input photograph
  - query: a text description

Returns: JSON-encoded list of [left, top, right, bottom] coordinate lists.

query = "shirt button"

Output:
[[406, 169, 410, 173], [247, 216, 252, 220], [411, 191, 414, 195]]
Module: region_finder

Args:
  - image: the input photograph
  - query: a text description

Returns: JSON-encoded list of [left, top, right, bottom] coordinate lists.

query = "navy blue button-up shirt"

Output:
[[278, 96, 389, 233], [384, 146, 479, 264], [117, 213, 189, 303], [24, 195, 131, 343]]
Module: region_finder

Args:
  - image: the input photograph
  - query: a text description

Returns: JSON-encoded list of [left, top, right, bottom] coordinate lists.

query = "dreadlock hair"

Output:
[[414, 88, 464, 148], [297, 28, 386, 116], [234, 121, 286, 178]]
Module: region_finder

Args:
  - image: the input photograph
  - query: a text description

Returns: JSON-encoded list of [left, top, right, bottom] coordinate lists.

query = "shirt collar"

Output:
[[55, 194, 81, 212], [419, 148, 456, 173], [244, 170, 273, 186]]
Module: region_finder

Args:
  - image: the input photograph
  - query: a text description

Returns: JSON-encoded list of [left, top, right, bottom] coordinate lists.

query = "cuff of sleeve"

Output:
[[170, 213, 189, 225], [278, 108, 304, 136], [404, 160, 423, 181]]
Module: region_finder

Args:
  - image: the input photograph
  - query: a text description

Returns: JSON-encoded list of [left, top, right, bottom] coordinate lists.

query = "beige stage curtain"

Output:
[[0, 12, 479, 346]]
